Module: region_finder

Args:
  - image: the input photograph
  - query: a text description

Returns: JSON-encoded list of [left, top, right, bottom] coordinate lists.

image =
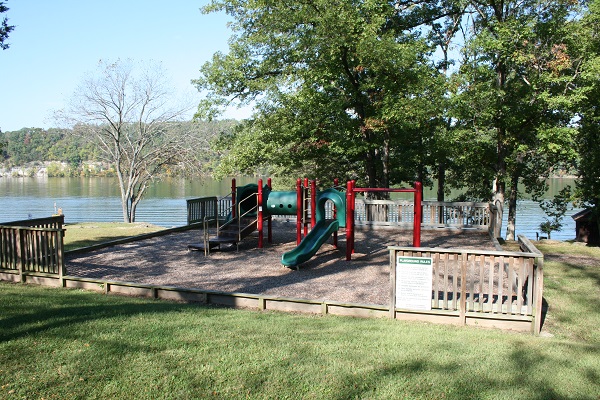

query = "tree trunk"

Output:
[[129, 197, 138, 223], [493, 178, 505, 238], [437, 162, 445, 202], [381, 130, 390, 189], [494, 61, 508, 237], [506, 175, 518, 241], [117, 172, 131, 223]]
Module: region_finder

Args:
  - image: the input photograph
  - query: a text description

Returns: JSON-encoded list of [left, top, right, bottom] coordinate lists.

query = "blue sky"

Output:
[[0, 0, 249, 132]]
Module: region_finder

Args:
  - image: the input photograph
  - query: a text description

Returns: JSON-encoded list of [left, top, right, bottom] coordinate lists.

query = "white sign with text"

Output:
[[395, 256, 433, 311]]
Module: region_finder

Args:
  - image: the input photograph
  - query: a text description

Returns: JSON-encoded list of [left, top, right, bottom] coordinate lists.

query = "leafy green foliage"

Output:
[[0, 1, 14, 50], [450, 0, 581, 239], [195, 0, 449, 190], [538, 186, 572, 239], [575, 0, 600, 231], [0, 128, 96, 167], [0, 121, 236, 177]]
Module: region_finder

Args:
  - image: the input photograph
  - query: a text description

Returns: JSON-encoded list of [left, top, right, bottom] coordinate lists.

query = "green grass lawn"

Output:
[[63, 222, 165, 252], [1, 239, 599, 399]]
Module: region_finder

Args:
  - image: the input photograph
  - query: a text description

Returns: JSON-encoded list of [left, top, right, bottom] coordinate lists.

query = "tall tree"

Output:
[[575, 0, 600, 237], [195, 0, 447, 191], [0, 1, 14, 50], [452, 0, 581, 239], [426, 2, 465, 201], [62, 59, 197, 223]]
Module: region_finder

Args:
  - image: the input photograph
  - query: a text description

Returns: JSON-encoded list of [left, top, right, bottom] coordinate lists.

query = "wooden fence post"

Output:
[[57, 229, 65, 287], [16, 228, 24, 283], [389, 249, 397, 319], [460, 252, 468, 325], [533, 256, 544, 335]]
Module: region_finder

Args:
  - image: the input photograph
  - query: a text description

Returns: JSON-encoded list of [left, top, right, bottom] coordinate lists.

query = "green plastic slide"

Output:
[[281, 219, 339, 268]]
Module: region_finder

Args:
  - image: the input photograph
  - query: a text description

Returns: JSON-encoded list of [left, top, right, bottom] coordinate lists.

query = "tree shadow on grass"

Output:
[[0, 286, 210, 343]]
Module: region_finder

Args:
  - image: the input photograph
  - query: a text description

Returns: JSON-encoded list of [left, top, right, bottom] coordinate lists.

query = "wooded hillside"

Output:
[[0, 120, 237, 177]]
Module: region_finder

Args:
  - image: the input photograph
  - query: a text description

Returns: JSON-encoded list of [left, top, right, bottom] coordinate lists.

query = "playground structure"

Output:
[[189, 178, 422, 268]]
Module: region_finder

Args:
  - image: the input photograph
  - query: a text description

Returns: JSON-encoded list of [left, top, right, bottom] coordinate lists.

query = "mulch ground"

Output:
[[65, 220, 497, 306]]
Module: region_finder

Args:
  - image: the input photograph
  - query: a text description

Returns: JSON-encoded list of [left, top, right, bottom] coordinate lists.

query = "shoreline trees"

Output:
[[57, 60, 212, 222], [195, 0, 584, 238]]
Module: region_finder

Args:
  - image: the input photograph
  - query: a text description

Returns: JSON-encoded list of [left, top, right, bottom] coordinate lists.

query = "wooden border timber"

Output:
[[60, 276, 391, 318], [0, 273, 533, 333]]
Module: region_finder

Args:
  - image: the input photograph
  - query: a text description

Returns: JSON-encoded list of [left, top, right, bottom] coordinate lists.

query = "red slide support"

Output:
[[413, 181, 422, 247], [296, 178, 302, 245], [310, 180, 317, 229], [257, 178, 263, 248], [345, 180, 355, 261]]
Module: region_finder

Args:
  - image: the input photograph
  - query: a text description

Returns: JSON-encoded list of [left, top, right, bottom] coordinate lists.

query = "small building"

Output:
[[572, 208, 599, 245]]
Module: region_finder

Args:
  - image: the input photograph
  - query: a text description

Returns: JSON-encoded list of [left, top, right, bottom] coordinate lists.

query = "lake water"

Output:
[[0, 176, 581, 241]]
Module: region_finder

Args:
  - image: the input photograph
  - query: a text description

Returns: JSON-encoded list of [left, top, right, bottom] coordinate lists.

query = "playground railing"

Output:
[[186, 196, 218, 225], [235, 192, 259, 240], [0, 215, 66, 284], [353, 199, 492, 230], [422, 201, 491, 229], [218, 196, 233, 219]]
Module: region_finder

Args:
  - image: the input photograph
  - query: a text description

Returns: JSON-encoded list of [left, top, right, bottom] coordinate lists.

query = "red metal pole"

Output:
[[311, 179, 317, 228], [351, 180, 356, 254], [346, 180, 353, 261], [333, 178, 338, 248], [304, 178, 309, 237], [267, 178, 272, 244], [296, 178, 302, 245], [413, 181, 422, 247], [231, 178, 236, 219], [257, 178, 263, 248]]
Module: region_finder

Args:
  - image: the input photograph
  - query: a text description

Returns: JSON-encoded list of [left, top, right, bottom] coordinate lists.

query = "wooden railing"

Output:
[[187, 196, 234, 226], [0, 216, 66, 283], [390, 235, 543, 334], [354, 199, 497, 231], [186, 196, 218, 225], [192, 197, 500, 232]]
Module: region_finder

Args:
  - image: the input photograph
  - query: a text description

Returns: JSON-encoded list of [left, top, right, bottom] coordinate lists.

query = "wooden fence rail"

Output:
[[354, 200, 497, 231], [186, 196, 218, 225], [389, 235, 543, 333], [196, 197, 499, 233], [0, 215, 65, 283]]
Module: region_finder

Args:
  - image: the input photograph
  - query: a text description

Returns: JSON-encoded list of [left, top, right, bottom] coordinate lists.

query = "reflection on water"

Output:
[[0, 176, 581, 240]]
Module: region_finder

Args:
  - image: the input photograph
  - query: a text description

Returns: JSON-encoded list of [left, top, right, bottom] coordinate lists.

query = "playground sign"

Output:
[[395, 256, 433, 311]]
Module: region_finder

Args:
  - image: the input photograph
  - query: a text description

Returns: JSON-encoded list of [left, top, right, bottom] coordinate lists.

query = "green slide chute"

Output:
[[281, 219, 339, 268]]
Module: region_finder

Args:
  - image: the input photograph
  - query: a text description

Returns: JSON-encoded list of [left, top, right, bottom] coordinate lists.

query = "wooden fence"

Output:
[[187, 196, 234, 225], [0, 216, 65, 283], [389, 235, 543, 333], [0, 215, 543, 333], [193, 197, 501, 235], [186, 196, 218, 225], [355, 200, 497, 231]]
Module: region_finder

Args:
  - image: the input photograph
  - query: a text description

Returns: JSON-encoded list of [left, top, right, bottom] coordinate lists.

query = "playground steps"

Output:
[[216, 217, 257, 243], [188, 217, 258, 253]]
